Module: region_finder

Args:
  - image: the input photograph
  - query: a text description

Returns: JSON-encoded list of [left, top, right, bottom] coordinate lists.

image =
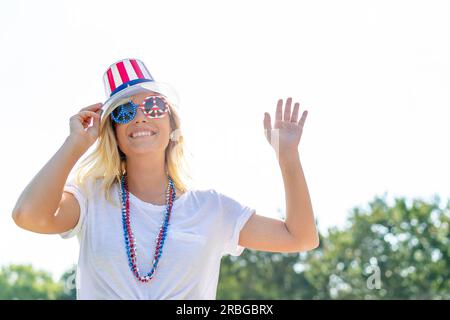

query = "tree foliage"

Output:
[[217, 195, 449, 299], [0, 264, 62, 299]]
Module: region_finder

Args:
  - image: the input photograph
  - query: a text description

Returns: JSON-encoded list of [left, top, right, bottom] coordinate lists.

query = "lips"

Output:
[[128, 128, 158, 138]]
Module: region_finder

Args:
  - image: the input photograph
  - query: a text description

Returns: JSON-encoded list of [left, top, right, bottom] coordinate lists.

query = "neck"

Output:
[[125, 152, 169, 202]]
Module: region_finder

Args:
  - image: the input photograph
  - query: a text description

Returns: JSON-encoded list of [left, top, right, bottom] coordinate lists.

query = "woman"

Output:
[[12, 58, 319, 299]]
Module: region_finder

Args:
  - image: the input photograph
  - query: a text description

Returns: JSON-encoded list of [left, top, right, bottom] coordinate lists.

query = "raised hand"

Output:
[[69, 103, 103, 151], [263, 97, 307, 156]]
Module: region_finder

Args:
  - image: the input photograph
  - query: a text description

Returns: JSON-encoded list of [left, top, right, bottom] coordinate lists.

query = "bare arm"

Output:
[[12, 103, 103, 234], [239, 152, 318, 253], [279, 150, 318, 249], [239, 97, 319, 253]]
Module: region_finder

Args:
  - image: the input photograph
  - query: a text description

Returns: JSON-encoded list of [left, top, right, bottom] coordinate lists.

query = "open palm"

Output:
[[263, 97, 307, 154]]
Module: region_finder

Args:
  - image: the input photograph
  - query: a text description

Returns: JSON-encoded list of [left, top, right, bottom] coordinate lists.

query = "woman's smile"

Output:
[[129, 131, 158, 139]]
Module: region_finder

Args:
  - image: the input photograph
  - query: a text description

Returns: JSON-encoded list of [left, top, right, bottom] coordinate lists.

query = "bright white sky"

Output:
[[1, 0, 449, 280]]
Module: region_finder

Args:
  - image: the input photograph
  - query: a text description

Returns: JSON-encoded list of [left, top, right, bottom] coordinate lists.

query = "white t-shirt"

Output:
[[59, 178, 256, 300]]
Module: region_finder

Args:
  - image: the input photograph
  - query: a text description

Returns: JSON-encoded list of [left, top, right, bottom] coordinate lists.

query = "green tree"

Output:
[[0, 264, 63, 299], [301, 195, 449, 299], [217, 250, 317, 299], [56, 264, 77, 300], [218, 195, 450, 299]]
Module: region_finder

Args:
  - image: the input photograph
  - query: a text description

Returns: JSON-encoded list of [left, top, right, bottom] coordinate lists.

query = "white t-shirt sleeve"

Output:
[[59, 179, 88, 239], [217, 191, 256, 257]]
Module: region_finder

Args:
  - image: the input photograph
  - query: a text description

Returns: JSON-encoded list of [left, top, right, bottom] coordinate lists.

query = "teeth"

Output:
[[131, 131, 156, 138]]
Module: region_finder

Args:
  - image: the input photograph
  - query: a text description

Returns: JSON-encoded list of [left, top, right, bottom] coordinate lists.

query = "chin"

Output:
[[127, 141, 167, 154]]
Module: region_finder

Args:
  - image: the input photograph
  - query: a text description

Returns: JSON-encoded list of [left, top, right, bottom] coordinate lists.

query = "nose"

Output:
[[133, 108, 149, 123]]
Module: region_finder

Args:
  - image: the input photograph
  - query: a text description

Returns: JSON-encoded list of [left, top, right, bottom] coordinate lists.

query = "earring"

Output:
[[169, 129, 181, 142]]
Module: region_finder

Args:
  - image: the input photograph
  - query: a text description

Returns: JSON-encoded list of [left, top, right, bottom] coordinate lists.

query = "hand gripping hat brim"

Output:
[[99, 58, 181, 130]]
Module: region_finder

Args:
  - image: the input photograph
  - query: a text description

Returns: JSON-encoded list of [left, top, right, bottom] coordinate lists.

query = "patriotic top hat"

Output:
[[100, 58, 180, 127]]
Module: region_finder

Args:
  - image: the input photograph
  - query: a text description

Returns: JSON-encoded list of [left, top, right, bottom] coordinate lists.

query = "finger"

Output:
[[79, 103, 103, 113], [89, 110, 101, 133], [298, 110, 308, 128], [291, 102, 300, 122], [78, 110, 101, 120], [283, 97, 292, 122], [77, 111, 100, 129], [92, 109, 102, 126], [263, 112, 272, 142], [275, 99, 283, 122], [263, 112, 272, 130]]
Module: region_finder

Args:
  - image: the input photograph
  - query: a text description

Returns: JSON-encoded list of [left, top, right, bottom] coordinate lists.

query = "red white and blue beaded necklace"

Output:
[[120, 173, 176, 282]]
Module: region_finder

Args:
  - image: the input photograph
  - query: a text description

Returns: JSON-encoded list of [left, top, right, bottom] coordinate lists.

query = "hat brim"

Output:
[[100, 81, 181, 128]]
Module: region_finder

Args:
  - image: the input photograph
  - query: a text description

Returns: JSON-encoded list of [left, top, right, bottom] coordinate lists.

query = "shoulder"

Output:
[[186, 188, 243, 208], [65, 176, 111, 200], [181, 188, 230, 208], [189, 188, 232, 196], [185, 188, 220, 201]]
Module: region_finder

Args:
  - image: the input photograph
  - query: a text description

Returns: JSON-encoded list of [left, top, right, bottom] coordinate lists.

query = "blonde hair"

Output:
[[71, 96, 192, 208]]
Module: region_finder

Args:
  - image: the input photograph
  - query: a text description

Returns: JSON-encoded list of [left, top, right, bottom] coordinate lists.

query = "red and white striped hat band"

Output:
[[103, 58, 154, 98]]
